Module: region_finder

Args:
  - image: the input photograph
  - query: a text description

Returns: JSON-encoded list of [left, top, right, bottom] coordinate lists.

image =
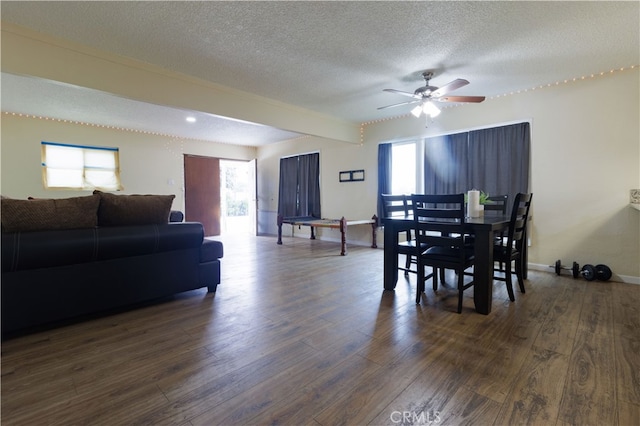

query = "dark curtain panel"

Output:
[[467, 122, 530, 211], [377, 143, 392, 224], [278, 156, 299, 217], [423, 132, 469, 195], [299, 153, 321, 218], [421, 122, 530, 214], [277, 153, 321, 218]]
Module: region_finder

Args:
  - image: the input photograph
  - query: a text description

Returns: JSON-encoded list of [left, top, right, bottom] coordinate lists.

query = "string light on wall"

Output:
[[2, 111, 232, 145], [4, 65, 636, 148]]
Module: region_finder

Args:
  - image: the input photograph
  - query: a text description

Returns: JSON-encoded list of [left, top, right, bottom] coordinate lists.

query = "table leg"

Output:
[[277, 214, 283, 245], [522, 226, 529, 279], [383, 223, 399, 290], [473, 228, 494, 314], [371, 215, 378, 248], [340, 217, 347, 256]]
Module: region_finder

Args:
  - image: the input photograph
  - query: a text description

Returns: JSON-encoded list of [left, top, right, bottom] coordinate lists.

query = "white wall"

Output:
[[257, 68, 640, 282], [1, 115, 256, 212]]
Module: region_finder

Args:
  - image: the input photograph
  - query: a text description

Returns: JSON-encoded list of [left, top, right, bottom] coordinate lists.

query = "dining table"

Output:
[[382, 215, 512, 314]]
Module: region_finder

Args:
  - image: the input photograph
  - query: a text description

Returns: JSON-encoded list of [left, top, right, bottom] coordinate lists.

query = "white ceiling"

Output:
[[1, 1, 638, 146]]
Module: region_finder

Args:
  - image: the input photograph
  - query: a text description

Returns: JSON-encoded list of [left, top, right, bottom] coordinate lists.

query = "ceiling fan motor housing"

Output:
[[415, 71, 436, 96], [415, 85, 438, 97]]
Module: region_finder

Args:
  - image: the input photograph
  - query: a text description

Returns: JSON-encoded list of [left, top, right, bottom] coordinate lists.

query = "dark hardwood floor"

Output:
[[2, 234, 639, 425]]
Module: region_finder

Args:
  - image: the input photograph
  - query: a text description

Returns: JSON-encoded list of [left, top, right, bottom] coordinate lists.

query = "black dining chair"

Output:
[[493, 193, 533, 301], [411, 193, 475, 312], [381, 194, 417, 275], [484, 194, 509, 215], [482, 194, 509, 268]]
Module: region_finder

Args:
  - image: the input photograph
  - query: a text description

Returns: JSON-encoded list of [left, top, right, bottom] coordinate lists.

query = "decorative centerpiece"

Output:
[[466, 190, 490, 218]]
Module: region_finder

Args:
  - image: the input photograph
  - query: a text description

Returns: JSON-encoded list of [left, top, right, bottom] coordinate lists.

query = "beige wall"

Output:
[[257, 69, 640, 282], [0, 115, 256, 212]]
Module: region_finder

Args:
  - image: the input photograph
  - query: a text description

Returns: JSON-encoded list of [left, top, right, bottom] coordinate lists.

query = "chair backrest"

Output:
[[411, 193, 466, 257], [380, 194, 410, 219], [505, 193, 533, 252], [484, 195, 508, 215]]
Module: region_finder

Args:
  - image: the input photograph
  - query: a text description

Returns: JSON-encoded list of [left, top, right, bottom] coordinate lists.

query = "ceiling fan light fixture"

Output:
[[410, 105, 423, 118], [423, 101, 441, 117]]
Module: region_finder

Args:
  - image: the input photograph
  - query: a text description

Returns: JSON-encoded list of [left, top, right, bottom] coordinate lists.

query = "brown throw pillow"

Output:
[[1, 194, 100, 232], [95, 192, 175, 226]]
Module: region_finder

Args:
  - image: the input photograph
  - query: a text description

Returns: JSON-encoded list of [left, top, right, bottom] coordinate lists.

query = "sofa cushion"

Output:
[[95, 191, 175, 226], [1, 223, 206, 272], [169, 210, 184, 222], [1, 195, 100, 233]]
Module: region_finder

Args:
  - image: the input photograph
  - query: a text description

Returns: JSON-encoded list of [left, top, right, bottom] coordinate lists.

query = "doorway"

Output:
[[184, 155, 221, 237], [184, 155, 256, 237], [220, 159, 256, 235]]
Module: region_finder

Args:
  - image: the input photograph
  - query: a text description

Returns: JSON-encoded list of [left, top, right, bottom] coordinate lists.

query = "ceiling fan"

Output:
[[378, 71, 485, 118]]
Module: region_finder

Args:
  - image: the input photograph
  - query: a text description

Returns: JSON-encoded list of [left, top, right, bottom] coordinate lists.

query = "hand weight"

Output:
[[552, 260, 611, 281]]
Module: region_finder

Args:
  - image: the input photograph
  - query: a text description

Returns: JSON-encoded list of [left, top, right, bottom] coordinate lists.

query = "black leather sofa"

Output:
[[1, 216, 223, 337]]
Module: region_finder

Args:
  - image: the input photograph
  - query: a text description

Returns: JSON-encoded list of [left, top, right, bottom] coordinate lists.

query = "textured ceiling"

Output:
[[1, 1, 638, 146]]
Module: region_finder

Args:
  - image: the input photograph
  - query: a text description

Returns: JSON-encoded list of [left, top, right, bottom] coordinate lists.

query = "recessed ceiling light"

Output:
[[186, 117, 196, 123]]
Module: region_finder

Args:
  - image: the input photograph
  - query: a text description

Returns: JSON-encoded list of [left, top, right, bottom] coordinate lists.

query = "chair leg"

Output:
[[457, 269, 464, 313], [404, 254, 412, 276], [416, 260, 424, 304], [505, 260, 516, 302], [515, 256, 526, 293], [432, 267, 438, 291]]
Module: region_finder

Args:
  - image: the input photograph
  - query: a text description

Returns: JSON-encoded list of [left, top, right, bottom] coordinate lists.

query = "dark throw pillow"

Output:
[[95, 192, 175, 226], [1, 194, 100, 232]]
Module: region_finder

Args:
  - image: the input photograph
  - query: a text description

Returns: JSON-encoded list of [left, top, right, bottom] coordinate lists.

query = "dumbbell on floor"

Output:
[[552, 260, 612, 281]]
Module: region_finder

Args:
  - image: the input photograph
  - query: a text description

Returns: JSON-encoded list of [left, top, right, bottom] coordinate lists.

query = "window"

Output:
[[41, 141, 123, 191], [391, 142, 417, 194]]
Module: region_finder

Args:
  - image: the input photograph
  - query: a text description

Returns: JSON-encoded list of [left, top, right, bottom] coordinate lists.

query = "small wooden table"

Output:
[[277, 215, 378, 255], [382, 215, 511, 314]]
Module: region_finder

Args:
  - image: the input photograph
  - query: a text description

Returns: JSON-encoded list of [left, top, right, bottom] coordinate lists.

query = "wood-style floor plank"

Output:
[[493, 345, 569, 424], [558, 328, 617, 425], [1, 234, 639, 425]]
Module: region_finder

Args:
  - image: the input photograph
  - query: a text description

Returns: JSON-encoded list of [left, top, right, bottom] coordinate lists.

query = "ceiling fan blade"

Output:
[[383, 88, 422, 100], [430, 79, 469, 98], [436, 95, 486, 103], [377, 99, 421, 110]]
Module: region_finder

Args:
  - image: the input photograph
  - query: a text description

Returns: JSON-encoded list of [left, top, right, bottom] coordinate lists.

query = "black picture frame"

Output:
[[339, 169, 365, 182]]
